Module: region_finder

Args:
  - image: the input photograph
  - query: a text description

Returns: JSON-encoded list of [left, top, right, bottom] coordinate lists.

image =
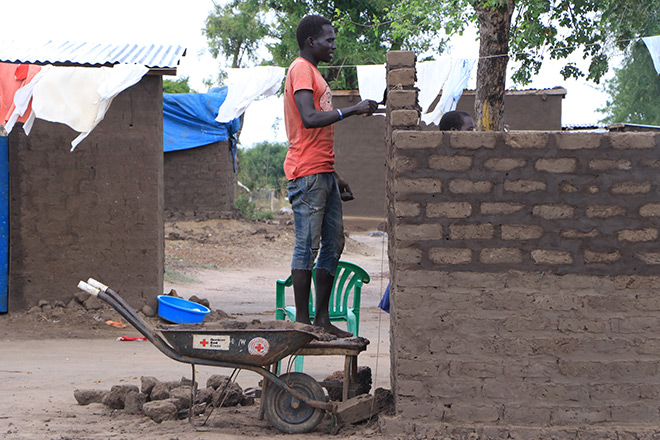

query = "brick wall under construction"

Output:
[[383, 50, 660, 438]]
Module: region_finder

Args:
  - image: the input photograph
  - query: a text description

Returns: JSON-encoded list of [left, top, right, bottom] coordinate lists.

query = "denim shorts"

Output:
[[287, 172, 344, 274]]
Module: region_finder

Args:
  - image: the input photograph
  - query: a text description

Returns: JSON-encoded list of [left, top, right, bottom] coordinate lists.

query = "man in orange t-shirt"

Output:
[[284, 15, 377, 338]]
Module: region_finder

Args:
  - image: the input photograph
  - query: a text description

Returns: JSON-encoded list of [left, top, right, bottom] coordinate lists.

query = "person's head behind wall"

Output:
[[439, 110, 475, 131], [296, 15, 333, 50]]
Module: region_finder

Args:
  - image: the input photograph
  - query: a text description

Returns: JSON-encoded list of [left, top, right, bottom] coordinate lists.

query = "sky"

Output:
[[1, 0, 626, 147]]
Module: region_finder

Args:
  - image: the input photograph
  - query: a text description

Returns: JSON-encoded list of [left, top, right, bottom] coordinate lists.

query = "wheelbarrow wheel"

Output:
[[263, 372, 326, 434]]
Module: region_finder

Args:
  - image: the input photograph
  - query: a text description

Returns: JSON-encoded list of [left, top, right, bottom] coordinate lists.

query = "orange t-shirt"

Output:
[[283, 57, 334, 180]]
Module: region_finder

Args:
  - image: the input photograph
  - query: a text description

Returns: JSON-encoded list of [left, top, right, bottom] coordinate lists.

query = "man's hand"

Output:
[[334, 173, 355, 201], [352, 99, 379, 116]]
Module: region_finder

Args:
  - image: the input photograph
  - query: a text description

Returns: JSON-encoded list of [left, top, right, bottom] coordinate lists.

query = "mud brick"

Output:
[[386, 50, 416, 67], [584, 249, 621, 264], [586, 205, 626, 218], [395, 223, 443, 241], [501, 224, 544, 240], [449, 131, 496, 150], [640, 203, 660, 217], [535, 158, 577, 173], [387, 90, 418, 108], [560, 181, 579, 192], [531, 249, 573, 265], [392, 130, 440, 149], [480, 202, 524, 215], [393, 246, 422, 264], [484, 157, 526, 171], [589, 158, 632, 171], [610, 181, 652, 195], [551, 406, 610, 425], [429, 155, 472, 171], [390, 109, 419, 127], [392, 155, 419, 174], [448, 179, 493, 194], [635, 252, 660, 265], [609, 132, 658, 149], [532, 204, 574, 219], [449, 223, 494, 240], [504, 131, 549, 149], [387, 68, 415, 87], [427, 201, 472, 218], [555, 132, 603, 149], [561, 228, 599, 239], [617, 228, 658, 242], [393, 178, 442, 196], [504, 405, 553, 425], [394, 201, 421, 218], [504, 179, 547, 192], [429, 247, 472, 265], [442, 402, 501, 423], [480, 248, 523, 264]]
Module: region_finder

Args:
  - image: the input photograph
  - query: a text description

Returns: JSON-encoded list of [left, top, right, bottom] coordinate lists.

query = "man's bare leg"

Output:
[[313, 268, 353, 338]]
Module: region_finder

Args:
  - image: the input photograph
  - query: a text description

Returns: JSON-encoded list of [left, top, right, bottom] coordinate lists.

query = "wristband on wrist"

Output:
[[336, 108, 343, 120]]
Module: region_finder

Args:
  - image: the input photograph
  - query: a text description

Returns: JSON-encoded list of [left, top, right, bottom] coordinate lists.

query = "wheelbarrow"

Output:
[[77, 278, 335, 434]]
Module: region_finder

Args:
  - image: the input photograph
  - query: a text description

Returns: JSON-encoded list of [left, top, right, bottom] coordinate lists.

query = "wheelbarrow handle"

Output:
[[77, 281, 101, 297], [87, 278, 109, 293]]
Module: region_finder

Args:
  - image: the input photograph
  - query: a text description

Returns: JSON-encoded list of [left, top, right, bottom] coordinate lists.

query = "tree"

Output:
[[236, 141, 288, 193], [163, 76, 194, 93], [204, 0, 270, 69], [204, 0, 408, 89], [599, 41, 660, 126]]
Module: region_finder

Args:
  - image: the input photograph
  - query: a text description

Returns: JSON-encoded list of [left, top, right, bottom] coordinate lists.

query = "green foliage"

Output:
[[163, 76, 195, 93], [599, 41, 660, 125], [236, 141, 288, 193], [205, 0, 410, 89], [204, 0, 270, 68], [234, 194, 275, 220]]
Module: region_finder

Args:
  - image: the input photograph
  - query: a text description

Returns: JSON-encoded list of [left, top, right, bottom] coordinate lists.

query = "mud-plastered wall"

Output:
[[164, 141, 235, 220], [383, 51, 660, 438], [9, 75, 163, 310]]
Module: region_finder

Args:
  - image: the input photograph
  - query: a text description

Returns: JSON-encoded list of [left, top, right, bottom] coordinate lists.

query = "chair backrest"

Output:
[[310, 261, 370, 318]]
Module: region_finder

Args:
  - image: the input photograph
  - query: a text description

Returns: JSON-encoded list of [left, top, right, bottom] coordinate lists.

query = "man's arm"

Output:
[[294, 90, 378, 129]]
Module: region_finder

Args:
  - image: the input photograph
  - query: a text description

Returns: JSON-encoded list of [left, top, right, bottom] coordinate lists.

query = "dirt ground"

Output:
[[0, 214, 395, 439]]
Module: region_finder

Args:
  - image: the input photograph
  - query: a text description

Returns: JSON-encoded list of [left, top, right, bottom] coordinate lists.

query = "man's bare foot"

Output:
[[315, 322, 353, 338]]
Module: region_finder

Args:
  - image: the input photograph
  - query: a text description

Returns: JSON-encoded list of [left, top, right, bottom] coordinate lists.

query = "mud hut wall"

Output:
[[8, 75, 164, 311], [332, 93, 388, 219], [164, 141, 235, 220], [384, 50, 660, 437]]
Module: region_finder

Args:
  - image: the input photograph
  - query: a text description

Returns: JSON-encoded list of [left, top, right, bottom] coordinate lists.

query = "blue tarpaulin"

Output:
[[163, 87, 242, 169]]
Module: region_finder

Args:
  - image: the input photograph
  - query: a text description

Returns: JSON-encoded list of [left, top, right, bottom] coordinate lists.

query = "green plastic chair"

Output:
[[275, 261, 370, 372]]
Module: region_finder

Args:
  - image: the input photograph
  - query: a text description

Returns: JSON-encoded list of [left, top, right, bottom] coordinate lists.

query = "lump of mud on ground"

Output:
[[374, 388, 395, 416], [142, 400, 178, 423], [207, 375, 245, 407], [169, 386, 193, 411], [188, 295, 211, 308], [205, 308, 234, 321], [124, 390, 147, 414], [322, 366, 372, 401], [73, 389, 107, 405], [102, 385, 139, 409]]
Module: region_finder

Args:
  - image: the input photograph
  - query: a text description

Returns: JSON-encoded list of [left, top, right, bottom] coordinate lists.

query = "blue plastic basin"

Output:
[[157, 295, 210, 324]]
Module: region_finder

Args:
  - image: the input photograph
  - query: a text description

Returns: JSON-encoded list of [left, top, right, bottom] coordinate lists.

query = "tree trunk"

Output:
[[473, 0, 514, 131]]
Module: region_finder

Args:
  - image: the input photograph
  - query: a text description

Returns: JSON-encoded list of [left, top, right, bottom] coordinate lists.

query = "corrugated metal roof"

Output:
[[0, 40, 186, 72]]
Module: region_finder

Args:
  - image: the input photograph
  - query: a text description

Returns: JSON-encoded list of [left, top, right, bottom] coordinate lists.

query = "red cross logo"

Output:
[[199, 338, 209, 347]]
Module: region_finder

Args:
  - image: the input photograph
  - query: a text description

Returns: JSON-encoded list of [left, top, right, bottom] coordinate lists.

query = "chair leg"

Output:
[[294, 355, 304, 372]]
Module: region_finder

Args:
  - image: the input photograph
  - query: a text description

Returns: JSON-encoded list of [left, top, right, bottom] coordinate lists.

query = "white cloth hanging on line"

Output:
[[7, 63, 149, 150], [642, 36, 660, 75], [423, 58, 477, 125], [356, 64, 386, 103], [216, 66, 285, 123]]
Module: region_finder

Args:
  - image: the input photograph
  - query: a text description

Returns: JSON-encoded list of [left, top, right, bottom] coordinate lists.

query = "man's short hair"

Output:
[[439, 110, 471, 131], [296, 15, 332, 50]]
